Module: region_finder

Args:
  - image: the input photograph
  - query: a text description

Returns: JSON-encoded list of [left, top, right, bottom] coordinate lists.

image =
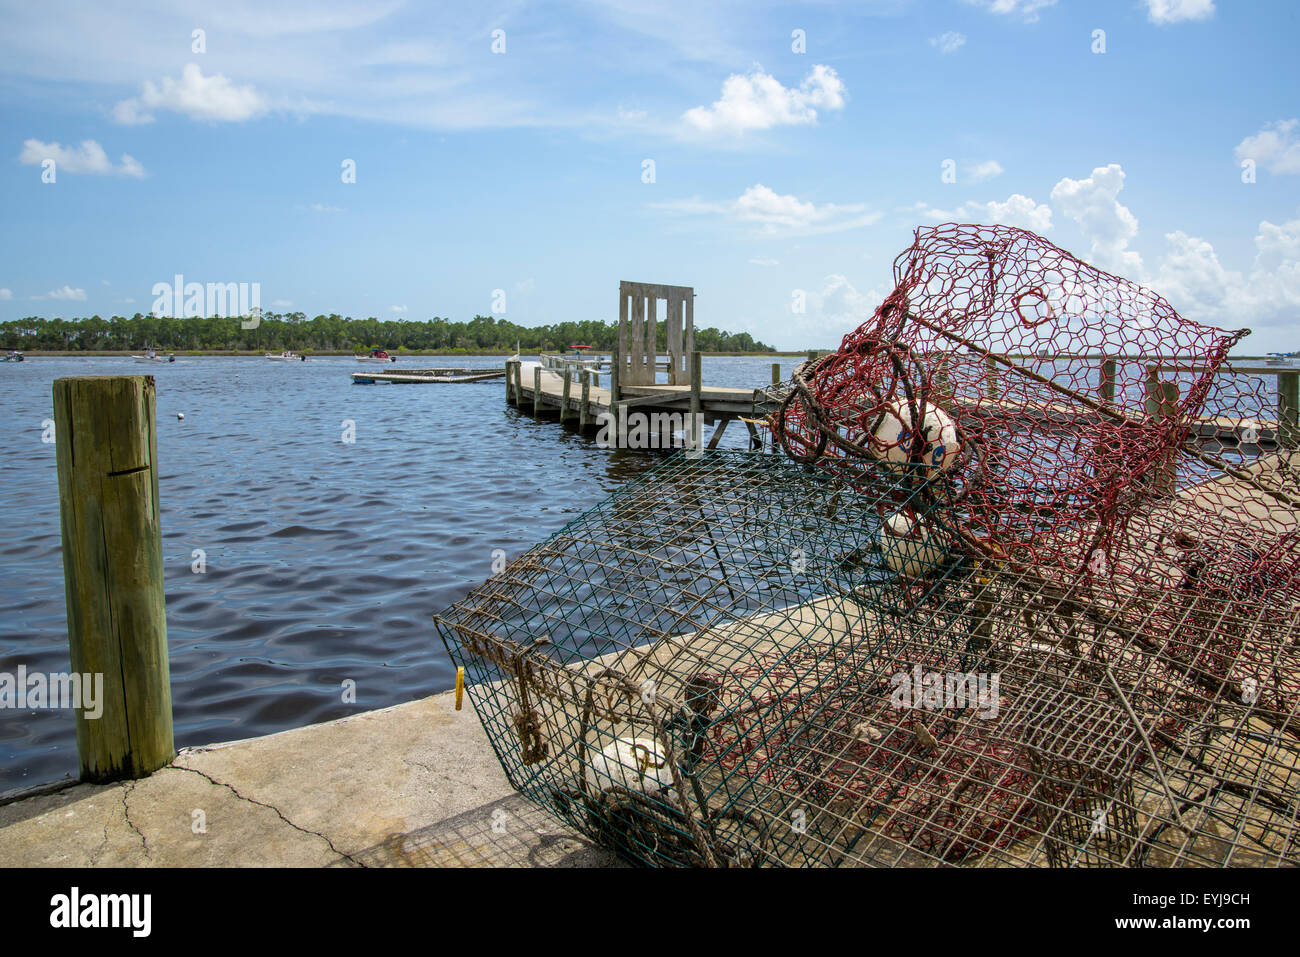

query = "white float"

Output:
[[878, 511, 949, 577], [586, 736, 675, 794], [869, 400, 960, 476]]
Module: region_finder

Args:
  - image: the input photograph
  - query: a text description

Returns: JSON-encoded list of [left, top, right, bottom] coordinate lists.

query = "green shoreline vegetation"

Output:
[[1, 313, 777, 355]]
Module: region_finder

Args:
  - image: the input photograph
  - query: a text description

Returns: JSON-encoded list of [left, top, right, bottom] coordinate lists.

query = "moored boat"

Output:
[[355, 347, 397, 363]]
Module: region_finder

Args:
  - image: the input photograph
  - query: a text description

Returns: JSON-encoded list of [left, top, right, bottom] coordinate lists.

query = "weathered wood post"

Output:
[[1279, 370, 1299, 451], [610, 345, 621, 404], [560, 367, 573, 424], [512, 361, 523, 408], [579, 370, 591, 430], [690, 351, 703, 453], [533, 367, 542, 416], [771, 362, 781, 386], [1144, 367, 1180, 496], [53, 375, 174, 782], [1098, 355, 1117, 408], [985, 355, 999, 401], [505, 359, 518, 406]]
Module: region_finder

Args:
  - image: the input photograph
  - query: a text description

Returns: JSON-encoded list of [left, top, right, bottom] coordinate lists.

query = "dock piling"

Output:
[[690, 351, 703, 451], [533, 367, 542, 417], [561, 368, 573, 424], [1279, 370, 1299, 451], [580, 371, 591, 430], [53, 375, 174, 783]]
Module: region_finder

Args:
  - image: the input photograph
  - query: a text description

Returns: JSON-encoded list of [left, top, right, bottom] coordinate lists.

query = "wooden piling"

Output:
[[1280, 370, 1299, 451], [771, 362, 781, 386], [513, 361, 523, 408], [505, 360, 518, 405], [1144, 368, 1180, 496], [561, 367, 573, 423], [579, 371, 591, 430], [985, 355, 999, 401], [1098, 355, 1117, 408], [610, 345, 621, 404], [533, 367, 542, 416], [690, 351, 703, 451], [53, 375, 174, 782]]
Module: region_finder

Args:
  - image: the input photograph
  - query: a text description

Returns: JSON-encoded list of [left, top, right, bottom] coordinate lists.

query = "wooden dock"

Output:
[[506, 355, 770, 450]]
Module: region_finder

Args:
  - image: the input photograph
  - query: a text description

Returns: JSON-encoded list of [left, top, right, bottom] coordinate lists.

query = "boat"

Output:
[[266, 351, 303, 361], [355, 348, 397, 364], [132, 349, 175, 363], [2, 350, 23, 362], [1265, 351, 1299, 365]]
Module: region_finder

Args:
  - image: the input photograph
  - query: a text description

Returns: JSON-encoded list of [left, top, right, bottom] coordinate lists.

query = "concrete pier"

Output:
[[0, 690, 620, 868]]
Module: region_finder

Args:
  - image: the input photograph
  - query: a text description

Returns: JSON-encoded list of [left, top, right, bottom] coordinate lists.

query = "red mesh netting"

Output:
[[772, 224, 1296, 595]]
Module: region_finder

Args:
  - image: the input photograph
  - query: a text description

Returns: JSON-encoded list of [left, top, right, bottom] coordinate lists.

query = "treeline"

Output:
[[0, 313, 776, 354]]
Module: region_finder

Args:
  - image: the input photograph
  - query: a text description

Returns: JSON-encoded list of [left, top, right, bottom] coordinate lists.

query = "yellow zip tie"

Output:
[[455, 666, 465, 711]]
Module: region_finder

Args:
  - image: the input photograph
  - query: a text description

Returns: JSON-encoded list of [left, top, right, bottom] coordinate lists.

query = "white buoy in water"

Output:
[[177, 412, 184, 420], [878, 511, 948, 577], [869, 400, 960, 476], [586, 736, 675, 794]]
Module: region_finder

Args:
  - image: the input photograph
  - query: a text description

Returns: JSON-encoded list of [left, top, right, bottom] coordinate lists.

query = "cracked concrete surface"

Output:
[[0, 690, 618, 867]]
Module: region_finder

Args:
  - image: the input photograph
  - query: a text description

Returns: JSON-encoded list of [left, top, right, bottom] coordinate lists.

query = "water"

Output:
[[0, 354, 798, 793]]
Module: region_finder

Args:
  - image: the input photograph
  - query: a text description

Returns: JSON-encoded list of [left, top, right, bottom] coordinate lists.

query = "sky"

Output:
[[0, 0, 1298, 350]]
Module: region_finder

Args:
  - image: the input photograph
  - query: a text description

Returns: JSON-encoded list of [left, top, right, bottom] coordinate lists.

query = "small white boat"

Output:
[[132, 350, 175, 363], [1, 350, 23, 363], [355, 348, 397, 364], [265, 351, 302, 361]]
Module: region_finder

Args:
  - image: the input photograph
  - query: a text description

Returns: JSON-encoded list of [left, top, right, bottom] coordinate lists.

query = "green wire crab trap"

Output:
[[435, 450, 1299, 867], [436, 225, 1299, 867]]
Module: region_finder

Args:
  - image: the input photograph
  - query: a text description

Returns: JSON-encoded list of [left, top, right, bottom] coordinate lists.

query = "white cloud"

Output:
[[34, 286, 88, 301], [966, 160, 1004, 183], [682, 65, 845, 135], [18, 139, 145, 177], [1235, 119, 1300, 175], [390, 304, 408, 314], [796, 274, 890, 339], [961, 0, 1057, 22], [930, 32, 967, 54], [303, 203, 342, 213], [749, 257, 779, 266], [0, 289, 11, 300], [113, 63, 268, 124], [659, 184, 879, 237], [1148, 219, 1300, 330], [915, 193, 1053, 233], [1050, 164, 1142, 274], [1144, 0, 1215, 24]]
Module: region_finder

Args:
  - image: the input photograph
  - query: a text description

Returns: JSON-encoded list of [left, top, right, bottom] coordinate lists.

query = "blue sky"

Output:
[[1, 0, 1298, 349]]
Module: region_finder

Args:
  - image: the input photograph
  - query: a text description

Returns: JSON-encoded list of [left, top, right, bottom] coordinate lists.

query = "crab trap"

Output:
[[436, 225, 1300, 867]]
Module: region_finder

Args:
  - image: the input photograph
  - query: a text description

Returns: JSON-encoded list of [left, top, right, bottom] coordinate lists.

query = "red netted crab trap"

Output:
[[435, 225, 1299, 867]]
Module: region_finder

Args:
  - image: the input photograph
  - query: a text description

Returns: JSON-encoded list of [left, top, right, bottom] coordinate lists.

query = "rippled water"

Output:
[[0, 354, 797, 793]]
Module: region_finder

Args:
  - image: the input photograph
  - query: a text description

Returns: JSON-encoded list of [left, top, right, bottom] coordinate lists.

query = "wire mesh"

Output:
[[436, 224, 1299, 867]]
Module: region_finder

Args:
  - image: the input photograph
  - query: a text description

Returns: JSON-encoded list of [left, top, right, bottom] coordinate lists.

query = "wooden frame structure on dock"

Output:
[[619, 281, 694, 387]]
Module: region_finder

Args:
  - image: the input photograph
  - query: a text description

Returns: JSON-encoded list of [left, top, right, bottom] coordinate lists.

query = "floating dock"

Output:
[[352, 367, 506, 384]]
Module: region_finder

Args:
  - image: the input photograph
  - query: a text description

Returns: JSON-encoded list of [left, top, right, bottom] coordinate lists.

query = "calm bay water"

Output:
[[0, 354, 796, 793]]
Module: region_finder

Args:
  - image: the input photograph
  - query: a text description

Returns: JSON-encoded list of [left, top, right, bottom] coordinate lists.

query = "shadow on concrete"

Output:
[[345, 792, 625, 868]]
